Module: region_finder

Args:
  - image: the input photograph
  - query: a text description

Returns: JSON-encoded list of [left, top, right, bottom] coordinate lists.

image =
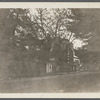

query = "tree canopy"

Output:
[[0, 8, 92, 78]]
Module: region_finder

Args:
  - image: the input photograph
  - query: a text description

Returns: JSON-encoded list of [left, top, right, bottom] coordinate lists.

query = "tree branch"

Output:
[[54, 18, 60, 38], [70, 37, 76, 43], [43, 23, 55, 37], [69, 32, 73, 41]]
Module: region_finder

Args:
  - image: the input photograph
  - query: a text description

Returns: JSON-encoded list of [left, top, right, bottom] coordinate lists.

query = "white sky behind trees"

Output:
[[29, 8, 88, 50]]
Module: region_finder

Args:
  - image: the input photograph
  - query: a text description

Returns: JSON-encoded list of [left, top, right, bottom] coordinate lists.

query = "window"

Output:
[[46, 63, 52, 73]]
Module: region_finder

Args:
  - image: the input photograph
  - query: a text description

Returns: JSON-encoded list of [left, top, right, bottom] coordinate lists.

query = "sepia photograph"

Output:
[[0, 2, 100, 98]]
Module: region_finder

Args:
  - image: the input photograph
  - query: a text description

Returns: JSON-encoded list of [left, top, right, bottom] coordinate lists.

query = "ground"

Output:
[[0, 72, 100, 93]]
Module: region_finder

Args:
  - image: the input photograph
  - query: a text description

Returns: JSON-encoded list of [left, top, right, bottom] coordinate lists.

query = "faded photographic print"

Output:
[[0, 3, 100, 95]]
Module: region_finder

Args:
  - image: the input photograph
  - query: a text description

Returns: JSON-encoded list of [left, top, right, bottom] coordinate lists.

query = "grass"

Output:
[[0, 72, 100, 93]]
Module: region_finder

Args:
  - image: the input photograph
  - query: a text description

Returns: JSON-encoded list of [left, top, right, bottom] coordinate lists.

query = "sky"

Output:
[[30, 8, 88, 50]]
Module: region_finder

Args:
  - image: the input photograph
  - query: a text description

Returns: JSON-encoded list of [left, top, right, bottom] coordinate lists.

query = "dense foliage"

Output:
[[0, 8, 91, 79]]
